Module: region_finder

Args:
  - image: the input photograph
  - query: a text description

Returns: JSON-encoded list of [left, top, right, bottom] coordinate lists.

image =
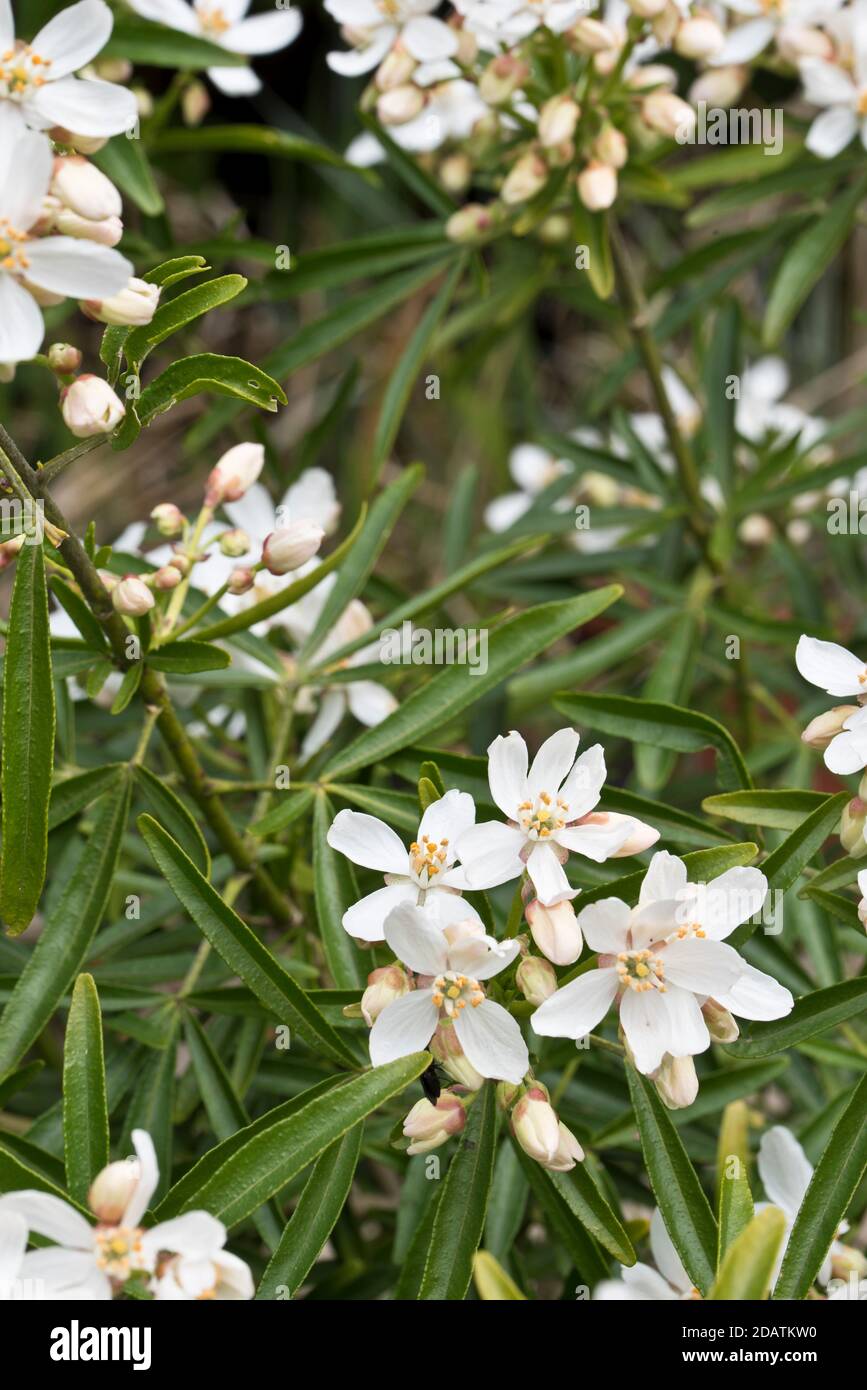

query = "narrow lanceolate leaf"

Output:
[[724, 977, 867, 1058], [417, 1083, 498, 1300], [323, 588, 623, 781], [554, 692, 752, 792], [625, 1065, 718, 1296], [763, 175, 867, 346], [0, 775, 130, 1077], [1, 542, 55, 934], [709, 1207, 787, 1301], [123, 275, 247, 369], [773, 1073, 867, 1299], [63, 974, 108, 1205], [170, 1054, 429, 1227], [512, 1143, 610, 1285], [134, 765, 210, 878], [256, 1125, 363, 1300], [49, 764, 125, 832], [472, 1251, 527, 1301], [635, 613, 699, 792], [139, 815, 358, 1068], [703, 788, 832, 830], [716, 1102, 754, 1262], [728, 791, 848, 950], [312, 793, 367, 989]]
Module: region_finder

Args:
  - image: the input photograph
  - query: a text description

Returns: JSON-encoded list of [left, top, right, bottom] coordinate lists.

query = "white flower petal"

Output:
[[454, 998, 529, 1083], [0, 0, 13, 45], [531, 966, 620, 1039], [455, 820, 526, 889], [742, 355, 789, 405], [127, 0, 200, 32], [346, 679, 397, 727], [487, 730, 529, 818], [20, 1247, 111, 1299], [0, 275, 44, 364], [32, 0, 113, 78], [369, 989, 438, 1067], [824, 726, 867, 775], [326, 808, 409, 874], [426, 888, 482, 928], [662, 938, 744, 995], [526, 840, 576, 904], [601, 1262, 677, 1299], [25, 237, 131, 300], [29, 76, 137, 138], [0, 1210, 26, 1286], [526, 727, 581, 800], [226, 10, 302, 54], [578, 897, 632, 954], [639, 850, 688, 907], [484, 491, 533, 532], [124, 1129, 160, 1227], [558, 743, 606, 818], [342, 881, 415, 942], [509, 442, 558, 493], [713, 961, 794, 1021], [402, 15, 458, 61], [758, 1126, 813, 1218], [326, 30, 395, 76], [281, 467, 340, 534], [655, 984, 711, 1060], [692, 866, 768, 939], [142, 1210, 226, 1259], [799, 57, 857, 107], [650, 1207, 693, 1294], [383, 901, 449, 976], [795, 635, 866, 696], [0, 125, 52, 231], [711, 16, 774, 64], [417, 788, 476, 850], [556, 817, 634, 864], [0, 1191, 92, 1249], [620, 987, 671, 1074], [207, 64, 262, 95]]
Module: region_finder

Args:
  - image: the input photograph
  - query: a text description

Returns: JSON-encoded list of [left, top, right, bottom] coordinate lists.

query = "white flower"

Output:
[[0, 1210, 27, 1299], [795, 634, 867, 773], [799, 6, 867, 158], [758, 1126, 848, 1286], [325, 0, 457, 78], [594, 1207, 697, 1299], [127, 0, 302, 96], [531, 851, 793, 1074], [0, 0, 137, 137], [368, 903, 529, 1083], [0, 115, 130, 363], [292, 595, 398, 759], [712, 0, 843, 67], [456, 727, 656, 907], [484, 443, 573, 533], [456, 0, 585, 46], [736, 357, 827, 453], [0, 1130, 253, 1300], [327, 789, 481, 941]]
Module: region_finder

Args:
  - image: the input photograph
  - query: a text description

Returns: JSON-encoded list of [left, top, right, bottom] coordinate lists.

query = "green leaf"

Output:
[[138, 815, 359, 1068], [322, 588, 623, 782], [147, 640, 231, 674], [92, 136, 164, 217], [134, 766, 210, 878], [110, 663, 143, 714], [48, 765, 125, 831], [367, 258, 465, 486], [50, 577, 109, 653], [62, 974, 108, 1205], [256, 1125, 363, 1299], [104, 17, 244, 67], [512, 1142, 610, 1284], [716, 1101, 754, 1260], [150, 125, 364, 176], [554, 692, 752, 792], [472, 1250, 527, 1300], [703, 788, 832, 830], [0, 775, 130, 1077], [635, 614, 699, 792], [773, 1073, 867, 1298], [0, 543, 55, 934], [625, 1064, 718, 1296], [763, 175, 867, 346], [573, 201, 614, 300], [166, 1054, 429, 1227], [724, 977, 867, 1058], [417, 1083, 497, 1300], [124, 276, 247, 371], [312, 794, 367, 990], [116, 353, 286, 447], [709, 1207, 787, 1301]]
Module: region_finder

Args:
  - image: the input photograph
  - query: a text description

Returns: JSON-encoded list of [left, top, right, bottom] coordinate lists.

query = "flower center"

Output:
[[759, 0, 787, 12], [0, 44, 52, 99], [94, 1224, 147, 1283], [616, 949, 666, 993], [377, 0, 402, 17], [431, 972, 484, 1016], [517, 790, 569, 838], [409, 833, 449, 884], [669, 920, 707, 942], [0, 218, 31, 274], [195, 2, 231, 34]]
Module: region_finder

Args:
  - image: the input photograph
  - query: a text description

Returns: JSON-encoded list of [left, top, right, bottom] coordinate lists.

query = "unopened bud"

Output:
[[627, 0, 667, 14], [674, 16, 725, 60], [501, 151, 548, 205], [83, 277, 160, 327], [525, 898, 582, 966], [516, 955, 557, 1006], [375, 43, 416, 91], [88, 1158, 141, 1224], [219, 528, 250, 558], [150, 503, 185, 539], [801, 706, 859, 750], [628, 63, 677, 92], [511, 1087, 560, 1164], [262, 521, 325, 575], [652, 1053, 698, 1110], [61, 375, 125, 437], [402, 1093, 466, 1154], [446, 202, 496, 242], [738, 513, 775, 546], [361, 964, 411, 1027], [831, 1245, 867, 1281], [569, 18, 618, 53], [49, 128, 107, 155], [227, 566, 255, 596], [538, 93, 580, 147], [55, 207, 123, 245], [377, 83, 424, 126], [776, 24, 834, 63], [688, 65, 748, 107], [642, 91, 697, 140], [479, 53, 530, 104], [181, 78, 211, 127], [112, 575, 155, 617], [51, 156, 121, 222], [577, 160, 618, 210], [841, 798, 867, 856], [47, 342, 82, 374], [430, 1020, 484, 1090], [594, 123, 628, 168], [153, 565, 184, 591], [702, 999, 739, 1043], [205, 442, 264, 506]]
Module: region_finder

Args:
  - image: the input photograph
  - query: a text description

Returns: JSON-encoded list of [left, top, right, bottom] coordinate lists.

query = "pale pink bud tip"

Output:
[[262, 521, 325, 576], [577, 161, 618, 212], [525, 898, 582, 966], [112, 575, 155, 617], [801, 706, 858, 749], [47, 343, 82, 374], [150, 503, 185, 538], [205, 442, 264, 507], [61, 375, 125, 438], [361, 964, 411, 1027], [403, 1094, 466, 1154], [88, 1158, 141, 1224]]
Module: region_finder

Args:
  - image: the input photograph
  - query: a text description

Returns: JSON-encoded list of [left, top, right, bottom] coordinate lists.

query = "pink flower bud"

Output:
[[205, 443, 264, 507], [569, 18, 618, 52], [361, 964, 411, 1027], [502, 152, 548, 206], [51, 156, 121, 222], [219, 528, 250, 558], [153, 565, 183, 591], [47, 342, 82, 374], [525, 899, 582, 966], [403, 1093, 466, 1154], [377, 83, 424, 125], [439, 152, 472, 195], [61, 375, 125, 438], [227, 566, 255, 596], [538, 93, 581, 148], [262, 521, 325, 575], [577, 160, 618, 211], [511, 1087, 583, 1169], [375, 43, 417, 91], [430, 1020, 484, 1090], [688, 65, 748, 107], [594, 123, 628, 169], [181, 79, 211, 126], [546, 1121, 584, 1171], [83, 277, 160, 327], [112, 575, 155, 617], [88, 1157, 141, 1224], [446, 202, 496, 243], [801, 706, 859, 750], [642, 91, 696, 141], [652, 1054, 698, 1110], [479, 53, 530, 104], [150, 503, 185, 539], [674, 16, 725, 60], [516, 955, 557, 1006]]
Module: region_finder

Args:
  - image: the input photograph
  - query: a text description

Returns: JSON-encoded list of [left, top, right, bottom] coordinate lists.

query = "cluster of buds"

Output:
[[38, 156, 123, 247], [508, 1084, 584, 1172]]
